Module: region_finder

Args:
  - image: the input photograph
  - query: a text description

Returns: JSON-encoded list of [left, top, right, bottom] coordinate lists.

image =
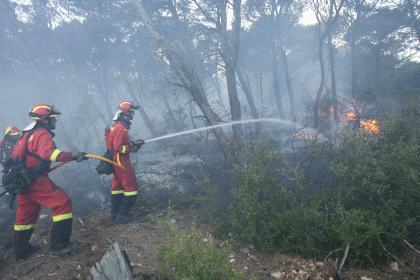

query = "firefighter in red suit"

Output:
[[0, 126, 22, 210], [106, 100, 143, 223], [0, 125, 21, 165], [12, 104, 88, 262]]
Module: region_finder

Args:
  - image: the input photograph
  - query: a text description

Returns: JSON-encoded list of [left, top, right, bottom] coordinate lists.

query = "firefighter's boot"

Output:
[[13, 228, 41, 262], [50, 218, 78, 254], [111, 193, 124, 220], [116, 195, 136, 223]]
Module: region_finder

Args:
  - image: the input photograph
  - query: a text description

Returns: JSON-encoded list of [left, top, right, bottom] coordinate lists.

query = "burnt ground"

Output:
[[0, 149, 419, 280]]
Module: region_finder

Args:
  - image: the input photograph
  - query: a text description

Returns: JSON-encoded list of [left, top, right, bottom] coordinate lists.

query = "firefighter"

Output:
[[0, 125, 21, 165], [12, 104, 88, 262], [0, 126, 22, 210], [106, 100, 142, 223]]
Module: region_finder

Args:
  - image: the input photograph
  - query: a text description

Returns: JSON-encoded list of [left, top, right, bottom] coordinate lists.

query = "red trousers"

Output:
[[15, 179, 72, 229], [112, 152, 138, 194]]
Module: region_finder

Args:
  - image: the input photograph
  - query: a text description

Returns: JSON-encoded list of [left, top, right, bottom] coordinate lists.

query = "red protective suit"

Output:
[[105, 121, 138, 221], [12, 127, 73, 259], [106, 122, 138, 193], [14, 128, 72, 227]]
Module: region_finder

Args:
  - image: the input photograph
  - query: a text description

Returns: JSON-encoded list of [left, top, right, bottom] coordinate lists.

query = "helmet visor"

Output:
[[49, 105, 61, 117]]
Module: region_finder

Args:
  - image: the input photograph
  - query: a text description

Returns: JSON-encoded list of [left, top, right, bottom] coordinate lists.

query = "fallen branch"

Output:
[[402, 238, 420, 255]]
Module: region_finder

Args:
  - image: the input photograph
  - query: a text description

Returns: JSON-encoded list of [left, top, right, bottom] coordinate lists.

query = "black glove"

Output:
[[71, 152, 88, 162], [129, 140, 144, 153]]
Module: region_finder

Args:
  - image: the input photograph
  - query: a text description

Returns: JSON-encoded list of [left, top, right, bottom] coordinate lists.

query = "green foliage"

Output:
[[330, 115, 420, 266], [154, 206, 245, 280], [209, 120, 420, 267], [170, 115, 420, 268], [226, 138, 325, 255]]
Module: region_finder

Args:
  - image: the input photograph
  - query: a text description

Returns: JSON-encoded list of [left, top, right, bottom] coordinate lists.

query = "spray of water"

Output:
[[144, 118, 314, 143]]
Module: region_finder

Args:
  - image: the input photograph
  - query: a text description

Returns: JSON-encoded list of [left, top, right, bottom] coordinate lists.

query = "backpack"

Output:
[[96, 126, 115, 175], [1, 135, 17, 163], [1, 131, 50, 208], [96, 149, 115, 175]]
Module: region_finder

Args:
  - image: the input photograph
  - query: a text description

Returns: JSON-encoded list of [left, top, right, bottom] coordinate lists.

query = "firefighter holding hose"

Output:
[[11, 104, 88, 262], [106, 100, 143, 223]]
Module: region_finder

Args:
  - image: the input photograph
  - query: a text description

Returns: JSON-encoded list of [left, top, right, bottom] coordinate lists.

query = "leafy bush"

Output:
[[154, 206, 245, 280], [330, 115, 420, 266], [171, 114, 420, 268]]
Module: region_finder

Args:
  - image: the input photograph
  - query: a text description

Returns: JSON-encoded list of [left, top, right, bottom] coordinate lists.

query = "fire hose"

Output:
[[50, 154, 126, 172], [0, 154, 126, 198]]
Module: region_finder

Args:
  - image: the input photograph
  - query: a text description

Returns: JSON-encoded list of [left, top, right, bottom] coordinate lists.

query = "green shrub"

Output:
[[174, 115, 420, 268], [330, 115, 420, 266], [154, 206, 246, 280]]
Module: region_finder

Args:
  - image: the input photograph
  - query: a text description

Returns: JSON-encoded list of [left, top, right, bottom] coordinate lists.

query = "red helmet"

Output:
[[117, 100, 139, 113], [4, 125, 21, 136], [29, 104, 61, 120]]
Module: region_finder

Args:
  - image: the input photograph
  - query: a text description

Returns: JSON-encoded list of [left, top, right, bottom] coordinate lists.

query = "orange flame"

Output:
[[347, 109, 356, 121], [360, 120, 379, 134], [292, 133, 315, 139]]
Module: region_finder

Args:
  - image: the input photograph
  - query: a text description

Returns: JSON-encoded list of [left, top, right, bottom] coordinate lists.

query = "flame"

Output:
[[292, 133, 315, 139], [347, 109, 356, 121], [360, 120, 379, 134]]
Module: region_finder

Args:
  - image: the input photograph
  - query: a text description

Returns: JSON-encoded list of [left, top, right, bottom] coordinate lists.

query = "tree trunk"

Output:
[[189, 102, 198, 129], [314, 22, 326, 128], [236, 67, 259, 119], [219, 0, 242, 140], [94, 69, 114, 123], [271, 8, 285, 119], [259, 69, 264, 112], [137, 76, 158, 138], [279, 38, 296, 122], [163, 92, 182, 131], [328, 33, 339, 122], [123, 70, 159, 138], [272, 46, 285, 119]]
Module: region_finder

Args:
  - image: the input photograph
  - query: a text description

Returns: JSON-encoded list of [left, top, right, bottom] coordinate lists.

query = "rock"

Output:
[[299, 270, 307, 276], [361, 277, 373, 280], [229, 259, 235, 263], [309, 263, 315, 268], [316, 262, 324, 267], [390, 262, 399, 271], [240, 247, 250, 254], [270, 271, 284, 278]]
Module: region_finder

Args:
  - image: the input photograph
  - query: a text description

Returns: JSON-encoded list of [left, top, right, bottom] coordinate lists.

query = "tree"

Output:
[[310, 0, 345, 128], [131, 0, 229, 149]]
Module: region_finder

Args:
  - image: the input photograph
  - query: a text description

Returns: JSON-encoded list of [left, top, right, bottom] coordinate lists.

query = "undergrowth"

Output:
[[153, 205, 252, 280], [170, 114, 420, 269]]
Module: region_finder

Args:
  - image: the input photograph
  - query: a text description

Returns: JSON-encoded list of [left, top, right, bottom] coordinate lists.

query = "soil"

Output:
[[0, 151, 419, 280]]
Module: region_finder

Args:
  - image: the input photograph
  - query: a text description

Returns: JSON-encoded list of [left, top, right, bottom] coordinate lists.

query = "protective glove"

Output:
[[129, 140, 144, 153], [71, 151, 88, 162]]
